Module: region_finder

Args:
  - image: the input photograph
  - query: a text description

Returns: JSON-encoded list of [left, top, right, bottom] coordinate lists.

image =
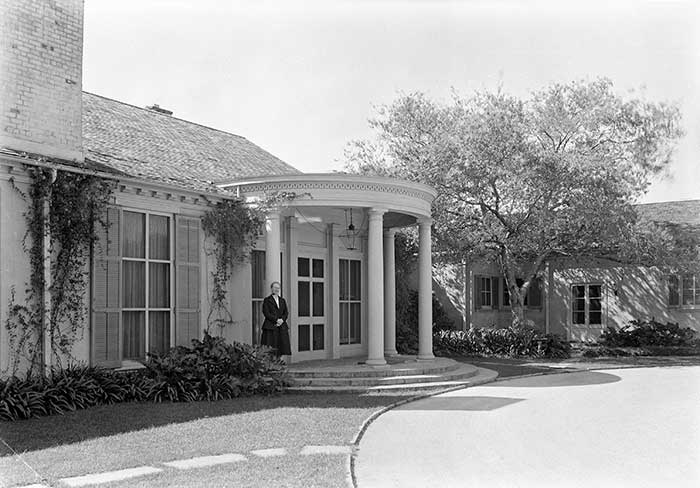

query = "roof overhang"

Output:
[[217, 173, 437, 219]]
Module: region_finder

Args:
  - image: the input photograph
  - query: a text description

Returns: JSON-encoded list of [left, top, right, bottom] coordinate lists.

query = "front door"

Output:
[[295, 256, 326, 360]]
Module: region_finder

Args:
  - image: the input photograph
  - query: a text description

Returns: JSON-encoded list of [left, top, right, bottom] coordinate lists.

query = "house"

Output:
[[0, 0, 437, 374], [436, 200, 700, 342]]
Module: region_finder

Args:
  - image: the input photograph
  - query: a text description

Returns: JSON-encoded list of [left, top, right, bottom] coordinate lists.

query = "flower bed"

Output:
[[433, 327, 571, 359], [0, 334, 287, 421]]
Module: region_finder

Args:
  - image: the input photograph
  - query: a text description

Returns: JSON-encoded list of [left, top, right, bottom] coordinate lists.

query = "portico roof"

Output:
[[217, 173, 437, 220]]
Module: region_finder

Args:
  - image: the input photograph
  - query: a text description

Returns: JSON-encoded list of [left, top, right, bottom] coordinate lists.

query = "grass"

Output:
[[0, 392, 408, 488]]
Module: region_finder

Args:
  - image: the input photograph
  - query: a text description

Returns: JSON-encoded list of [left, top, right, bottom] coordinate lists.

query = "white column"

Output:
[[366, 208, 386, 366], [383, 228, 398, 356], [417, 217, 434, 360], [265, 210, 281, 290]]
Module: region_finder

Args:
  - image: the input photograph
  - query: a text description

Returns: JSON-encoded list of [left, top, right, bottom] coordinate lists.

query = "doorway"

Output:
[[295, 256, 326, 360]]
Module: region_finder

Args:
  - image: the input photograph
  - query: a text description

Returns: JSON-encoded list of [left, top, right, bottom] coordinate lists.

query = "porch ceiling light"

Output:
[[341, 208, 360, 250]]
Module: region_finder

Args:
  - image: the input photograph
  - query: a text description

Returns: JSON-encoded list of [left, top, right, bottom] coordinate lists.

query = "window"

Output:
[[571, 284, 602, 326], [122, 211, 172, 359], [669, 274, 700, 307], [339, 259, 361, 345], [503, 278, 543, 308], [474, 276, 499, 309], [251, 250, 265, 345]]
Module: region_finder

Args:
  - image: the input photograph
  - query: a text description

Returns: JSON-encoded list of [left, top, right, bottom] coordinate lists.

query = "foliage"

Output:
[[5, 168, 114, 377], [396, 290, 456, 354], [202, 199, 263, 331], [598, 319, 698, 348], [145, 332, 288, 402], [433, 327, 571, 359], [201, 191, 306, 331], [345, 79, 689, 328], [0, 335, 288, 421]]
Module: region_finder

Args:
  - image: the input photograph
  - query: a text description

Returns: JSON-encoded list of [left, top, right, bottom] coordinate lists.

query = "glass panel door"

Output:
[[296, 255, 325, 358]]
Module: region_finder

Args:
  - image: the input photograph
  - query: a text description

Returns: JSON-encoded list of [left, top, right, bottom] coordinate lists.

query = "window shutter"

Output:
[[491, 277, 499, 309], [528, 279, 542, 308], [175, 215, 201, 346], [668, 275, 680, 307], [474, 276, 482, 310], [92, 206, 121, 368]]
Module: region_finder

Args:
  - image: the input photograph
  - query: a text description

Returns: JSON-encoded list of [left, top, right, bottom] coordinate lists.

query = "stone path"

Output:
[[14, 444, 354, 488]]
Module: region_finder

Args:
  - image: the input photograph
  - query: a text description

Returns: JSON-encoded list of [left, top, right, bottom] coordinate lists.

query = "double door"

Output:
[[295, 256, 326, 360]]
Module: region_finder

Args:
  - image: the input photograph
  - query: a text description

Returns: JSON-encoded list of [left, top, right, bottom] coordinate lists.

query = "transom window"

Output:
[[571, 284, 602, 326], [339, 259, 361, 345], [122, 211, 172, 359]]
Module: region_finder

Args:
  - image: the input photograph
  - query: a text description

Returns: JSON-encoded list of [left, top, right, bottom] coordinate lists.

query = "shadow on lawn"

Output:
[[0, 392, 401, 456]]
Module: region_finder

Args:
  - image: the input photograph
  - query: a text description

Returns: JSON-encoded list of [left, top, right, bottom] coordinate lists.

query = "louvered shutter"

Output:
[[92, 207, 121, 368], [491, 277, 499, 309], [528, 279, 542, 307], [474, 276, 482, 310], [175, 215, 201, 346]]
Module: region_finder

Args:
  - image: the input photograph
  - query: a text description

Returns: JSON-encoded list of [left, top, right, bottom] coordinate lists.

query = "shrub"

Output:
[[599, 319, 698, 348], [0, 334, 288, 421], [433, 327, 570, 359], [396, 291, 455, 354], [144, 333, 288, 402]]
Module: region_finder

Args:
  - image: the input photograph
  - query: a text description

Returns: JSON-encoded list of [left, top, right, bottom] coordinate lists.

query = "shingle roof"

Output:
[[82, 92, 301, 192], [636, 199, 700, 227]]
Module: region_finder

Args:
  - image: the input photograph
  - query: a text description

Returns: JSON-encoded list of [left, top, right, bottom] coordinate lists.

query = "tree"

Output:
[[346, 79, 691, 328]]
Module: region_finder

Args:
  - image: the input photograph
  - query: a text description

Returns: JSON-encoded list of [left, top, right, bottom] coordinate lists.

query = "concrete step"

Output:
[[287, 357, 461, 379], [289, 363, 478, 387], [286, 366, 497, 393]]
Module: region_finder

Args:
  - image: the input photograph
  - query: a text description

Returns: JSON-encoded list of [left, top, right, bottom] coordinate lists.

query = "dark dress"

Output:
[[260, 294, 292, 356]]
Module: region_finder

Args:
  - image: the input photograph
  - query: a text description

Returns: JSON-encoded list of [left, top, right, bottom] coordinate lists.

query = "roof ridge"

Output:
[[636, 198, 700, 206], [82, 90, 254, 142]]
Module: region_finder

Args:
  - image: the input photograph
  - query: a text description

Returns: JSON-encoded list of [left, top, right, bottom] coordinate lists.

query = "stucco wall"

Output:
[[550, 259, 700, 341], [465, 261, 545, 332]]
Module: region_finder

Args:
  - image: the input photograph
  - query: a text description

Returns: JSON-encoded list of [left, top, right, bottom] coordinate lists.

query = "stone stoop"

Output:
[[285, 357, 494, 393]]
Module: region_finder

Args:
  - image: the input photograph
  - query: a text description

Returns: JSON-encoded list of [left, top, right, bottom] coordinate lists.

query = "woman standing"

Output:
[[260, 281, 292, 360]]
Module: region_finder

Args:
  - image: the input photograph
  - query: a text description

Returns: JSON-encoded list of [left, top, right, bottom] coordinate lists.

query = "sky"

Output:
[[82, 0, 700, 204]]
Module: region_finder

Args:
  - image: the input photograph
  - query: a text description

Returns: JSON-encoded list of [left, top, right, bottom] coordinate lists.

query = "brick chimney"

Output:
[[0, 0, 85, 162]]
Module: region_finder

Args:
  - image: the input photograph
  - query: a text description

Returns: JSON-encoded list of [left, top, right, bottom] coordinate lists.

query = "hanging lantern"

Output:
[[340, 208, 360, 250]]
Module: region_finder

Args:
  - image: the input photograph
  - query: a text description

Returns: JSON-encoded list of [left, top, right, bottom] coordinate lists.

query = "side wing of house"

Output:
[[550, 259, 700, 341]]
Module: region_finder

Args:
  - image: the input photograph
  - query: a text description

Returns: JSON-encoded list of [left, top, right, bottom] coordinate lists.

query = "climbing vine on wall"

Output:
[[202, 199, 263, 331], [201, 191, 306, 332], [5, 167, 114, 378]]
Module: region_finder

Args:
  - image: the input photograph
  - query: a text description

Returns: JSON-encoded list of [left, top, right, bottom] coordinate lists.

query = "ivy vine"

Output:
[[201, 191, 306, 332], [202, 199, 263, 331], [5, 167, 114, 378]]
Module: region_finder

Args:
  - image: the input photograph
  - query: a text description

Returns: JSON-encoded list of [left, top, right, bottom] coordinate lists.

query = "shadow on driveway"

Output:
[[398, 396, 525, 411], [485, 370, 622, 388]]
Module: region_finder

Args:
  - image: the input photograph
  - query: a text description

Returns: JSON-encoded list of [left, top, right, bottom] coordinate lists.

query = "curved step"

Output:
[[290, 363, 478, 387], [286, 365, 496, 393], [288, 357, 461, 379]]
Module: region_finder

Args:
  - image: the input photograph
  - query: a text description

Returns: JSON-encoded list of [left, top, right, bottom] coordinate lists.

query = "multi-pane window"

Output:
[[251, 250, 266, 345], [122, 211, 171, 359], [474, 276, 499, 309], [480, 277, 492, 307], [339, 259, 361, 345], [571, 284, 602, 326], [669, 274, 700, 307]]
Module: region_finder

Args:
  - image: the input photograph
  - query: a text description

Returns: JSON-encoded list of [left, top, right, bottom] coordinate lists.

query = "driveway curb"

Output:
[[347, 367, 498, 488]]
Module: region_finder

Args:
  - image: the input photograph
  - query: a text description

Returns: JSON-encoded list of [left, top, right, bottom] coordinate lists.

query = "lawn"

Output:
[[0, 392, 410, 488]]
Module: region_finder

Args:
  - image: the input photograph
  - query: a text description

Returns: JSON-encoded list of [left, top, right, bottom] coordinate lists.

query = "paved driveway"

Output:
[[355, 366, 700, 488]]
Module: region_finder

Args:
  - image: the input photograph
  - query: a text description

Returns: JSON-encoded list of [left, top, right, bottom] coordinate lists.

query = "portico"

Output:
[[218, 174, 437, 365]]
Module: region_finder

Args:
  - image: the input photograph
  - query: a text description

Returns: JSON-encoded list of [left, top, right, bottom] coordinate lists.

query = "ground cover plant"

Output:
[[433, 327, 571, 359], [0, 334, 287, 421]]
